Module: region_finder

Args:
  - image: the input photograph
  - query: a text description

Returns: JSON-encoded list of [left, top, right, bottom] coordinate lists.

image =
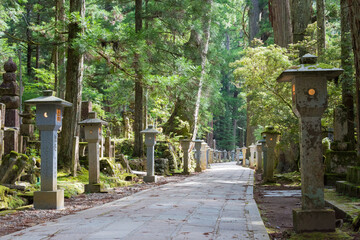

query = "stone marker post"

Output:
[[256, 142, 263, 172], [249, 144, 256, 168], [194, 140, 203, 172], [79, 112, 107, 193], [141, 125, 160, 182], [236, 148, 241, 165], [200, 142, 207, 170], [180, 139, 191, 174], [209, 148, 214, 164], [261, 127, 279, 182], [206, 146, 210, 169], [277, 54, 343, 232], [259, 137, 267, 179], [241, 147, 247, 167], [25, 90, 72, 209]]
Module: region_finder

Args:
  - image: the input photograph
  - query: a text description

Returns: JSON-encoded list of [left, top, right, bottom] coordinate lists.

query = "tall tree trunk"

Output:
[[56, 0, 66, 98], [347, 0, 360, 155], [26, 5, 32, 77], [191, 0, 212, 141], [291, 0, 312, 56], [249, 0, 260, 44], [58, 0, 85, 170], [341, 0, 355, 146], [316, 0, 326, 55], [133, 0, 143, 157], [269, 0, 292, 47]]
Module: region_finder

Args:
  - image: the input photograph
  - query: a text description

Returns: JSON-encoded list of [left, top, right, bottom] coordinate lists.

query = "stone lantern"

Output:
[[141, 125, 160, 182], [236, 147, 241, 165], [277, 54, 343, 232], [261, 126, 280, 182], [194, 140, 203, 172], [79, 112, 107, 193], [241, 147, 247, 167], [180, 139, 192, 174], [25, 90, 72, 209], [256, 142, 263, 172]]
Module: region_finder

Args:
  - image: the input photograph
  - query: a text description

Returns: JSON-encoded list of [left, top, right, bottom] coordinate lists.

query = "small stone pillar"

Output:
[[256, 142, 263, 172], [277, 54, 343, 232], [194, 140, 203, 172], [200, 142, 207, 170], [206, 146, 210, 169], [241, 147, 247, 167], [261, 127, 280, 182], [104, 131, 114, 159], [25, 90, 72, 209], [249, 144, 256, 168], [180, 139, 191, 174], [79, 112, 107, 193], [0, 104, 4, 157], [141, 125, 160, 182], [19, 104, 35, 154], [209, 148, 214, 164], [236, 148, 241, 165]]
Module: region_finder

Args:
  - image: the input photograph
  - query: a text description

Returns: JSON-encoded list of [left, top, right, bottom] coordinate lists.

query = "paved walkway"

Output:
[[1, 162, 269, 240]]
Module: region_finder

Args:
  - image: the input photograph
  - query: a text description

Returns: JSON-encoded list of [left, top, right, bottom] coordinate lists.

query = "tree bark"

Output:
[[26, 4, 32, 77], [316, 0, 326, 55], [341, 0, 355, 146], [133, 0, 143, 157], [347, 0, 360, 155], [291, 0, 312, 56], [191, 0, 212, 141], [56, 0, 66, 99], [249, 0, 260, 44], [269, 0, 292, 47], [58, 0, 85, 171]]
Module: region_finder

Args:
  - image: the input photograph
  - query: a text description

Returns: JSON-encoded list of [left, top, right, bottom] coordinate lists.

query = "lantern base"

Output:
[[34, 190, 64, 210], [293, 208, 335, 233], [85, 183, 105, 193], [143, 175, 157, 183]]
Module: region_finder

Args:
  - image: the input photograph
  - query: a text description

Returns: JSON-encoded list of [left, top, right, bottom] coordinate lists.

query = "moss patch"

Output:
[[289, 229, 352, 239]]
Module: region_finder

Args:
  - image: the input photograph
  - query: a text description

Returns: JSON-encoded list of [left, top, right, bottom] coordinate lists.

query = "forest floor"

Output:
[[0, 174, 189, 237], [254, 172, 360, 240]]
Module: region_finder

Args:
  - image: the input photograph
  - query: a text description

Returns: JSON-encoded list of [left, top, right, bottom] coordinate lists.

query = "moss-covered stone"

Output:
[[325, 150, 358, 174]]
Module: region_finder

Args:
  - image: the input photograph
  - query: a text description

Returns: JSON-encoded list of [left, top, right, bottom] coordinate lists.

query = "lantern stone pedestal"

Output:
[[277, 54, 343, 232], [241, 147, 247, 167], [141, 125, 160, 183], [25, 90, 72, 209], [261, 127, 280, 182]]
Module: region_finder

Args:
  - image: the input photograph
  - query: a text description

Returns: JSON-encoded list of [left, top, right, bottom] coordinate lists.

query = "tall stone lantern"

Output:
[[277, 54, 343, 232], [180, 139, 192, 174], [194, 140, 203, 172], [79, 112, 107, 193], [261, 126, 280, 182], [25, 90, 72, 209], [141, 125, 160, 182]]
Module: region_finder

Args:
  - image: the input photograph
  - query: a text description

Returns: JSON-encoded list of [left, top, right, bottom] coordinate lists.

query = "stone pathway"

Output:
[[1, 162, 269, 240]]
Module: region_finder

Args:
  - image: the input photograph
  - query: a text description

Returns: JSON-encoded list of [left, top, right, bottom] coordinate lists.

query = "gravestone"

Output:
[[25, 90, 72, 209], [180, 139, 191, 174], [277, 54, 342, 232], [141, 125, 160, 182], [236, 147, 241, 165], [200, 142, 207, 170], [0, 58, 20, 155], [206, 145, 210, 169], [19, 104, 35, 154]]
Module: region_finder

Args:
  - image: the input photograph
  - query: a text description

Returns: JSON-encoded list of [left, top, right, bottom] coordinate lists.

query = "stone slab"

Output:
[[143, 175, 157, 183], [293, 208, 335, 233], [33, 190, 64, 210]]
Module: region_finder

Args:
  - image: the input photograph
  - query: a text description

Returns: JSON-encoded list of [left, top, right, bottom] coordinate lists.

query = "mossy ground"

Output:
[[289, 229, 352, 239]]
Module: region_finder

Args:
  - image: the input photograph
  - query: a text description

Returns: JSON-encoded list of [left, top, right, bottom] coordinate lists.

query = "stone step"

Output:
[[346, 166, 360, 184], [335, 180, 360, 198]]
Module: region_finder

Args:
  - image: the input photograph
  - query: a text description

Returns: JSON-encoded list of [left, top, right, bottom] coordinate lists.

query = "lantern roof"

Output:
[[79, 112, 107, 126], [25, 90, 72, 107], [140, 125, 160, 134], [193, 139, 204, 143], [277, 54, 343, 82], [261, 126, 280, 135]]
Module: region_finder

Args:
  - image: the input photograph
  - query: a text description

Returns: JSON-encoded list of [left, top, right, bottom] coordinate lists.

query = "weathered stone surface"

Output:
[[33, 190, 64, 210], [293, 208, 335, 233], [325, 151, 358, 174], [180, 139, 191, 174], [4, 128, 18, 155], [155, 158, 170, 175]]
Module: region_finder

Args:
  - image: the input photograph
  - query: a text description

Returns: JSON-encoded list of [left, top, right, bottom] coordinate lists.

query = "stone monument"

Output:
[[141, 125, 160, 182], [241, 147, 247, 167], [79, 112, 107, 193], [277, 54, 343, 232], [25, 90, 72, 209], [249, 144, 256, 168], [180, 139, 191, 174], [261, 127, 280, 182], [194, 140, 203, 172]]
